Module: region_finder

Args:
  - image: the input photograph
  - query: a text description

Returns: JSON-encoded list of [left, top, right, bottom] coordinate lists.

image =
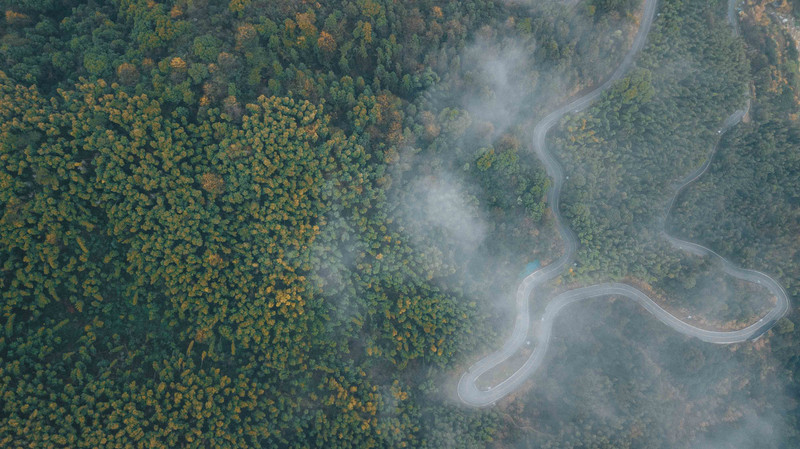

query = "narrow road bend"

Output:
[[458, 0, 790, 408]]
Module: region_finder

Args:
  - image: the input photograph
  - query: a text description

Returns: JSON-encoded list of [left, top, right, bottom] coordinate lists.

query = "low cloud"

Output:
[[402, 172, 487, 256]]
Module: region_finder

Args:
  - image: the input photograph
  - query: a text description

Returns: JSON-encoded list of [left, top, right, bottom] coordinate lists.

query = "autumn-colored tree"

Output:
[[317, 30, 337, 54], [116, 62, 139, 85]]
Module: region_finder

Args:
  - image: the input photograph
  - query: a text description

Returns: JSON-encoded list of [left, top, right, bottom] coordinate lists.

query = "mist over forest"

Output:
[[1, 0, 798, 448]]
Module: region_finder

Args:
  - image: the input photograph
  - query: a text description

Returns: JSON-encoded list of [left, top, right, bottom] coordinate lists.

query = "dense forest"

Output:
[[1, 0, 798, 448], [554, 0, 750, 283], [0, 0, 641, 447], [517, 0, 799, 447]]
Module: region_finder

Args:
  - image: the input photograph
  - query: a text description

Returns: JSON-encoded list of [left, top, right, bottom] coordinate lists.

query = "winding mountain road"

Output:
[[458, 0, 790, 408]]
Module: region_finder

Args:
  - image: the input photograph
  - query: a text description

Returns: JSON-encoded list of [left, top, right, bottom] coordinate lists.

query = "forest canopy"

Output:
[[1, 0, 799, 448]]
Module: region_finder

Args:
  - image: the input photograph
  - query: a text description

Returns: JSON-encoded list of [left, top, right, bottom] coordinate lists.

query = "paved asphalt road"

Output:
[[458, 0, 790, 408]]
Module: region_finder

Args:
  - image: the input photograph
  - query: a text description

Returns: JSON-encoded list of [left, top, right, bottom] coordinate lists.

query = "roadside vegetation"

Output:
[[0, 0, 638, 447], [1, 0, 797, 447]]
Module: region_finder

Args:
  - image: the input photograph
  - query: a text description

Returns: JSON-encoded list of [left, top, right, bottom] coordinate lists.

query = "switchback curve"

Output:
[[458, 0, 790, 408]]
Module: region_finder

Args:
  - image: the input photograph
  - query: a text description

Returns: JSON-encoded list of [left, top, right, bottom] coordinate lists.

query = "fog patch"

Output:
[[460, 40, 537, 140], [401, 171, 487, 257], [692, 410, 787, 449]]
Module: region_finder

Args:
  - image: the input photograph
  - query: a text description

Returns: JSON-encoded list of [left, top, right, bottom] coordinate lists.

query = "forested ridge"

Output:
[[0, 1, 490, 447], [667, 0, 800, 443], [555, 0, 750, 283], [510, 0, 799, 447], [2, 0, 799, 447], [0, 0, 642, 447], [670, 0, 800, 305]]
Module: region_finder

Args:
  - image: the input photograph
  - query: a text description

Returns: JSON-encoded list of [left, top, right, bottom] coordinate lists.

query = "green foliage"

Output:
[[668, 36, 800, 420], [0, 0, 516, 446], [526, 2, 800, 445], [4, 0, 796, 447], [555, 0, 749, 280], [472, 140, 549, 223], [192, 35, 223, 63], [591, 0, 638, 16]]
